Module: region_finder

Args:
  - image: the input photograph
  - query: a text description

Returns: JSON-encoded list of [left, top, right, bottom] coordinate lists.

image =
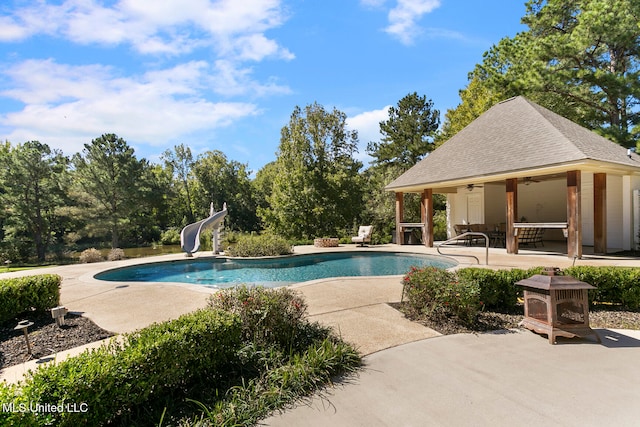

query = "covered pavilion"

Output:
[[386, 96, 640, 258]]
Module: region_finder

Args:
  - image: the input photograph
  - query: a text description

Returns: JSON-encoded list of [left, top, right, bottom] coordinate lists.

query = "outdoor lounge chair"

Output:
[[352, 225, 373, 246]]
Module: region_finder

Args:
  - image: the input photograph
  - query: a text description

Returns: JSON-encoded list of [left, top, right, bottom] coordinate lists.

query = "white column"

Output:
[[622, 175, 632, 251]]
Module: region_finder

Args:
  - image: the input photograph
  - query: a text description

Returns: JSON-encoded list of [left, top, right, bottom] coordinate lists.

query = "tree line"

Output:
[[0, 94, 439, 263], [1, 0, 637, 263]]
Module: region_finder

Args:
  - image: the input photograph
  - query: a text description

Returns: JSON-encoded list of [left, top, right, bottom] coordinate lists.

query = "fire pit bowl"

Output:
[[516, 268, 601, 344]]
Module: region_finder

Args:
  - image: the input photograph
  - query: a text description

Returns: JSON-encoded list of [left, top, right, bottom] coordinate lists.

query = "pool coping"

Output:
[[91, 250, 458, 288]]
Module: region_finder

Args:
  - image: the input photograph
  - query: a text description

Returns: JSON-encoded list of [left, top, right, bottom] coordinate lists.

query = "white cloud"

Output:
[[0, 1, 294, 158], [0, 16, 34, 41], [0, 0, 291, 59], [347, 106, 390, 165], [232, 34, 295, 62], [210, 60, 291, 97], [0, 59, 260, 155], [385, 0, 441, 44]]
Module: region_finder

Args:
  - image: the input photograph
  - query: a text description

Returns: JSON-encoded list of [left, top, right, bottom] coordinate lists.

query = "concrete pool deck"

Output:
[[1, 243, 640, 425]]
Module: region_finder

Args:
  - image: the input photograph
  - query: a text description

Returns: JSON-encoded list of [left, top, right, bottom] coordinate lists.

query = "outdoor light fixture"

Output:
[[51, 306, 68, 327], [14, 319, 34, 357]]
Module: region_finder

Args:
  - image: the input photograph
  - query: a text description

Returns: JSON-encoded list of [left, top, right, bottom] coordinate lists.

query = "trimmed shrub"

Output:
[[5, 309, 242, 426], [225, 234, 292, 257], [454, 266, 640, 311], [78, 248, 103, 263], [0, 275, 61, 323], [107, 248, 125, 261], [456, 267, 544, 312], [402, 266, 482, 326], [1, 288, 362, 426], [564, 266, 640, 309], [208, 285, 313, 350]]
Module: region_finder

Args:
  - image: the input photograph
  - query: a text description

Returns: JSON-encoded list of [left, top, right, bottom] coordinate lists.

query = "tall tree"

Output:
[[161, 144, 196, 225], [475, 0, 639, 147], [120, 162, 172, 245], [252, 161, 278, 230], [367, 92, 440, 170], [262, 103, 363, 239], [72, 134, 146, 248], [364, 93, 441, 242], [436, 76, 504, 144], [192, 150, 258, 231], [0, 141, 69, 261]]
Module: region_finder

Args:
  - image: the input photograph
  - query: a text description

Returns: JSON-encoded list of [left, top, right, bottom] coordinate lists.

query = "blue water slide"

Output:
[[180, 203, 227, 255]]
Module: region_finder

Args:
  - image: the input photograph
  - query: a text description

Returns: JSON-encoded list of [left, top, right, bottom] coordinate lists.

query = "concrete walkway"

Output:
[[265, 328, 640, 427], [1, 244, 639, 425]]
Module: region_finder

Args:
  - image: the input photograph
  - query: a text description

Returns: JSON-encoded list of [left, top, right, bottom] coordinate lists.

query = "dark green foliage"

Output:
[[261, 103, 363, 240], [161, 143, 196, 225], [72, 134, 148, 249], [209, 285, 314, 350], [564, 266, 640, 309], [0, 275, 61, 323], [201, 285, 361, 426], [367, 92, 440, 168], [401, 267, 554, 325], [402, 267, 482, 326], [5, 309, 241, 426], [208, 338, 361, 426], [456, 267, 544, 312], [0, 286, 363, 426], [0, 141, 70, 262], [192, 150, 259, 232], [159, 227, 181, 245], [224, 234, 292, 257], [363, 93, 442, 243], [452, 266, 640, 312], [472, 0, 640, 148]]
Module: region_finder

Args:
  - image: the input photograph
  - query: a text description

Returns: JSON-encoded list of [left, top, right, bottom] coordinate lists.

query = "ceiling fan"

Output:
[[522, 177, 541, 185], [466, 184, 483, 191]]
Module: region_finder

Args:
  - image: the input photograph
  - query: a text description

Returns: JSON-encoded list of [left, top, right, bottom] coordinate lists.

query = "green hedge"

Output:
[[564, 266, 640, 309], [456, 267, 544, 312], [1, 309, 242, 426], [0, 275, 61, 323], [455, 266, 640, 312]]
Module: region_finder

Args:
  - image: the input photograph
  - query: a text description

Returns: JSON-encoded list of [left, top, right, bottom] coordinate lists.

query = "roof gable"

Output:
[[386, 96, 640, 191]]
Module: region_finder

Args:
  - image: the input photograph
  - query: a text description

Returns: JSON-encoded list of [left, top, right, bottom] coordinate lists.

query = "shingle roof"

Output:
[[386, 96, 640, 191]]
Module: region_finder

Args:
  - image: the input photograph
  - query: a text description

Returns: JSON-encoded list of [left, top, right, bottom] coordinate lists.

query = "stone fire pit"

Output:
[[314, 238, 339, 248]]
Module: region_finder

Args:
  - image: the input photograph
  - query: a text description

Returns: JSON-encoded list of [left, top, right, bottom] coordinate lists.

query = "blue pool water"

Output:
[[95, 252, 456, 288]]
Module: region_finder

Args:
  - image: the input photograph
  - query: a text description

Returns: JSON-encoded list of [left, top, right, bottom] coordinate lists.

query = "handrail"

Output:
[[436, 232, 489, 265]]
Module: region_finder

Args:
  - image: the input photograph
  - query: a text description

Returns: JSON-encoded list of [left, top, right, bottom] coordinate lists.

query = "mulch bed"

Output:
[[393, 303, 640, 336], [2, 305, 639, 370], [1, 311, 113, 369]]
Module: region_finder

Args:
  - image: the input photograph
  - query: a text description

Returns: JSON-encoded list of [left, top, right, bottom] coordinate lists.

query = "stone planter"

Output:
[[314, 238, 339, 248]]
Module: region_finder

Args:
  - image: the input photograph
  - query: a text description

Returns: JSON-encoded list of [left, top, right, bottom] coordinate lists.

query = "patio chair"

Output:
[[454, 224, 471, 245], [352, 225, 373, 246]]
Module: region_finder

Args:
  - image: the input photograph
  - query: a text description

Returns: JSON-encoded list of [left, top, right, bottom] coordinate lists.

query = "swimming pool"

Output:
[[95, 252, 457, 288]]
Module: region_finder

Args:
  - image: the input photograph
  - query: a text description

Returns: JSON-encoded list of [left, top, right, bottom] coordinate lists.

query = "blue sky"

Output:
[[0, 1, 528, 173]]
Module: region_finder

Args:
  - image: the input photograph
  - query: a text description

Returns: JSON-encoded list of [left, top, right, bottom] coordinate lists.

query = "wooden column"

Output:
[[395, 192, 404, 245], [567, 171, 582, 259], [594, 173, 607, 254], [421, 189, 434, 247], [506, 178, 518, 254]]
